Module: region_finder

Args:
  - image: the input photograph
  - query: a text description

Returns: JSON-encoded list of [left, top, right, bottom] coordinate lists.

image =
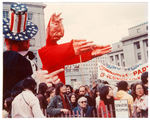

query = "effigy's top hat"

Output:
[[3, 3, 38, 41]]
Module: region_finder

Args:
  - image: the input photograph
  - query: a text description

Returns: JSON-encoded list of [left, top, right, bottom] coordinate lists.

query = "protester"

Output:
[[46, 82, 71, 117], [98, 85, 116, 117], [73, 96, 94, 117], [132, 83, 148, 117], [45, 86, 56, 103], [68, 93, 77, 110], [66, 84, 73, 95], [141, 72, 148, 95], [95, 91, 100, 109], [74, 89, 79, 96], [78, 85, 94, 107], [90, 83, 98, 108], [11, 77, 45, 118], [37, 83, 48, 115], [38, 13, 111, 84], [2, 97, 13, 118], [116, 81, 133, 116], [128, 83, 135, 95]]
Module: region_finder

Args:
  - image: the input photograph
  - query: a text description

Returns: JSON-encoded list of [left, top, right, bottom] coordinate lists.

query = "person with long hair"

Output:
[[66, 85, 73, 95], [45, 86, 56, 104], [46, 82, 71, 117], [37, 83, 48, 115], [98, 85, 116, 118], [141, 72, 148, 95], [2, 97, 13, 118], [132, 83, 148, 118], [68, 93, 77, 110]]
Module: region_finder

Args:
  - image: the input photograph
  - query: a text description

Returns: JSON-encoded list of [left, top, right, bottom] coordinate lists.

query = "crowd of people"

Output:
[[3, 71, 148, 118]]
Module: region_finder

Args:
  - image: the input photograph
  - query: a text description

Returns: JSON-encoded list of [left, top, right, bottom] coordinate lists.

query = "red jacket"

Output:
[[98, 98, 118, 118], [38, 40, 92, 84], [98, 100, 111, 118]]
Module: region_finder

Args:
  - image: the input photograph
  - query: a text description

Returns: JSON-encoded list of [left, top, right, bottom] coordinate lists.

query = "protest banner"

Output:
[[97, 63, 148, 85]]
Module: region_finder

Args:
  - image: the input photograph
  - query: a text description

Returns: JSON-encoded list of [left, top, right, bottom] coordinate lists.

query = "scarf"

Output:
[[60, 94, 71, 110]]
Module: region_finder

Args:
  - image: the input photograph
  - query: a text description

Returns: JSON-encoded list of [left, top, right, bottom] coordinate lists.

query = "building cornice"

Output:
[[108, 49, 123, 55], [121, 32, 148, 42]]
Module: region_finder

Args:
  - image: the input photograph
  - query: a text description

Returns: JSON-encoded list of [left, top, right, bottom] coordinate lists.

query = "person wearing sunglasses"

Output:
[[73, 96, 94, 117]]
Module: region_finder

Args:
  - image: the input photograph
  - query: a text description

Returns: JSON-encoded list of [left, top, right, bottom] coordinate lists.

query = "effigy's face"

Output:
[[49, 15, 64, 41]]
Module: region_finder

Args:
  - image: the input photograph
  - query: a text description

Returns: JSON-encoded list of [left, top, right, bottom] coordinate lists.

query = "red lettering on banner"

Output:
[[133, 66, 148, 76], [138, 69, 142, 75], [102, 66, 122, 77], [125, 74, 128, 77], [133, 71, 137, 76], [100, 73, 105, 77], [142, 67, 147, 73]]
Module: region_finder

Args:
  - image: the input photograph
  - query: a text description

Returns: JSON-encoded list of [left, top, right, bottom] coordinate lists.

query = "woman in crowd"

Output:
[[98, 85, 116, 118], [45, 86, 56, 104], [68, 93, 77, 110], [2, 97, 13, 118], [37, 83, 48, 115], [141, 72, 148, 95], [132, 83, 148, 117]]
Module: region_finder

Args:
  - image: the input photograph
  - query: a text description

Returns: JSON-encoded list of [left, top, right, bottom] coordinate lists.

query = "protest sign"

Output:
[[115, 100, 129, 118]]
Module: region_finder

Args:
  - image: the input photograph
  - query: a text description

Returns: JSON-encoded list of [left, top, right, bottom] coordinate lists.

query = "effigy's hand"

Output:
[[72, 39, 96, 55], [32, 68, 64, 86], [91, 45, 111, 58]]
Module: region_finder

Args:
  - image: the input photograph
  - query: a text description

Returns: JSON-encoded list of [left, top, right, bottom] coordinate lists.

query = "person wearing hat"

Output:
[[3, 3, 63, 104], [73, 96, 94, 117], [38, 13, 112, 84]]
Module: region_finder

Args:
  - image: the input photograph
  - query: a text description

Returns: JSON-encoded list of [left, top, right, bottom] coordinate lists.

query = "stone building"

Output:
[[108, 22, 148, 67]]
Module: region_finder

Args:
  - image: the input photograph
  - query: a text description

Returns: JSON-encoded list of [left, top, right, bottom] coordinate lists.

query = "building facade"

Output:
[[3, 2, 46, 68], [108, 22, 148, 67], [65, 55, 109, 88]]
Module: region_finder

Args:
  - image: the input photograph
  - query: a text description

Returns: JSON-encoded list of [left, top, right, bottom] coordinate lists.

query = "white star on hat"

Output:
[[6, 33, 11, 36]]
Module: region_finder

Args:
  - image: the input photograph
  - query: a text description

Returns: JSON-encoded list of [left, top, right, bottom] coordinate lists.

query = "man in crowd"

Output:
[[47, 82, 71, 117], [78, 86, 94, 107], [73, 96, 94, 117]]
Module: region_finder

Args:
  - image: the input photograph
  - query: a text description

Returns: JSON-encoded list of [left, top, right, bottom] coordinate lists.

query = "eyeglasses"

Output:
[[79, 91, 85, 92], [80, 101, 87, 104]]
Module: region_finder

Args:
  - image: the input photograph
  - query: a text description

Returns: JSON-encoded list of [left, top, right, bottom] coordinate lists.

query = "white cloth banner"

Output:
[[97, 63, 148, 84]]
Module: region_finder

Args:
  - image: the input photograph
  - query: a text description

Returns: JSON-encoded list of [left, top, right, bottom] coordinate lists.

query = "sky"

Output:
[[44, 2, 148, 45]]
